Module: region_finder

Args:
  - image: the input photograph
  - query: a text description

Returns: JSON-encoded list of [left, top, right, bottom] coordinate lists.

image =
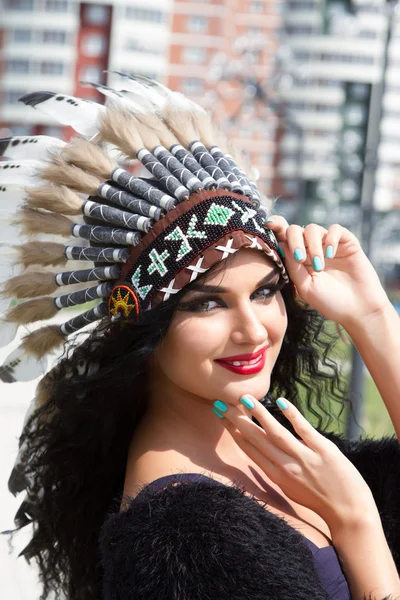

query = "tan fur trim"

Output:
[[98, 109, 144, 158], [226, 138, 251, 177], [191, 109, 217, 149], [6, 297, 57, 324], [134, 112, 177, 150], [1, 272, 56, 298], [14, 208, 74, 237], [39, 155, 100, 194], [21, 324, 65, 359], [16, 242, 66, 268], [162, 102, 198, 147], [60, 137, 115, 180], [26, 184, 83, 215]]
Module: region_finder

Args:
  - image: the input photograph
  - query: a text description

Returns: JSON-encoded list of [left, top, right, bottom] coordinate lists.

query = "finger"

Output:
[[285, 224, 309, 265], [239, 395, 323, 455], [324, 224, 347, 259], [277, 243, 314, 290], [220, 400, 312, 471], [263, 215, 290, 244], [222, 414, 290, 480], [302, 223, 328, 272]]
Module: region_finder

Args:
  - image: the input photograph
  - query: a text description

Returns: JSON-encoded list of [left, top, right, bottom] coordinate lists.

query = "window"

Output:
[[40, 61, 64, 75], [125, 7, 164, 22], [42, 30, 67, 44], [250, 1, 265, 13], [42, 126, 63, 137], [124, 38, 162, 54], [85, 4, 109, 25], [181, 78, 204, 94], [6, 59, 30, 73], [44, 0, 69, 12], [12, 29, 32, 42], [358, 30, 378, 39], [6, 0, 34, 10], [187, 16, 208, 33], [183, 47, 206, 63], [82, 34, 107, 56], [10, 124, 34, 135], [344, 104, 367, 126], [4, 90, 26, 105], [80, 65, 103, 83]]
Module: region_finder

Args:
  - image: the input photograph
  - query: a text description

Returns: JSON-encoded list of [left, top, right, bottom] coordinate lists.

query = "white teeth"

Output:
[[227, 355, 262, 366]]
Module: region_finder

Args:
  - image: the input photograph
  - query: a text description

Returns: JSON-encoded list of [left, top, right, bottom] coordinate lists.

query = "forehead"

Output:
[[202, 248, 278, 285]]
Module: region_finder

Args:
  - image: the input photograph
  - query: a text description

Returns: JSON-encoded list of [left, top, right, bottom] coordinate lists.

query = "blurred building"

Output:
[[275, 0, 400, 214], [0, 0, 172, 138], [0, 0, 283, 196]]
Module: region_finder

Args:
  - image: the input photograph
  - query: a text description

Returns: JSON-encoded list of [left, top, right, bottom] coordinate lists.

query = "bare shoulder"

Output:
[[121, 448, 215, 509]]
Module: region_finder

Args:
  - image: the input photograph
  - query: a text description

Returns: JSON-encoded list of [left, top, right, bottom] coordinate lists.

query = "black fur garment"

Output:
[[99, 431, 400, 600]]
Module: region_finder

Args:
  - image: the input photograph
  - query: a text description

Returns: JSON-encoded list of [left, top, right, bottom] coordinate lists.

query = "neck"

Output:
[[131, 375, 249, 467]]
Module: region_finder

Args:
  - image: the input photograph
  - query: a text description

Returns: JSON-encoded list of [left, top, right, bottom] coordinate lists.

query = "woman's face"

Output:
[[150, 249, 288, 406]]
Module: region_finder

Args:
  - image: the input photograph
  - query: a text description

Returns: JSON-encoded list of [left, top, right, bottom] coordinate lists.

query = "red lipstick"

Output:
[[214, 346, 268, 375]]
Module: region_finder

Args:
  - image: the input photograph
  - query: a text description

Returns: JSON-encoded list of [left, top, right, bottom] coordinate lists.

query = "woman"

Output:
[[1, 76, 400, 600]]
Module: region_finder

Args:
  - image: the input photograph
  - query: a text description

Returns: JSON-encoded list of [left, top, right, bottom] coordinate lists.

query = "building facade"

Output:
[[0, 0, 283, 197], [276, 0, 399, 214]]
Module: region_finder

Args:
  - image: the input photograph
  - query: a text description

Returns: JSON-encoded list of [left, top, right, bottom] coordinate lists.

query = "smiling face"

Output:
[[147, 248, 288, 407]]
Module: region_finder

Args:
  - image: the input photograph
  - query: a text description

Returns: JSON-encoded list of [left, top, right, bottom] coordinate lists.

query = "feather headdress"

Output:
[[0, 74, 292, 506], [0, 74, 288, 382]]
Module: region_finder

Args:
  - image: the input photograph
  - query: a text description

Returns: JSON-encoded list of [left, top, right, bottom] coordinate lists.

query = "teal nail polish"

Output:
[[265, 217, 275, 223], [326, 245, 333, 259], [278, 245, 285, 259], [294, 248, 304, 261], [240, 395, 255, 409], [213, 399, 227, 413], [313, 256, 323, 271], [276, 397, 288, 410], [212, 406, 224, 418]]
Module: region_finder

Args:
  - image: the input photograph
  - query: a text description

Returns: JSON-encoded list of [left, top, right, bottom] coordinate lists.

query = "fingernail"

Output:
[[240, 395, 255, 409], [212, 406, 225, 419], [326, 245, 333, 259], [294, 248, 304, 261], [276, 397, 288, 410], [213, 400, 227, 413], [265, 217, 275, 223], [278, 245, 285, 259], [313, 256, 323, 271]]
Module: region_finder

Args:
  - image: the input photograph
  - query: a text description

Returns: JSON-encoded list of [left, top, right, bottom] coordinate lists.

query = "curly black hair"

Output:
[[2, 252, 357, 600]]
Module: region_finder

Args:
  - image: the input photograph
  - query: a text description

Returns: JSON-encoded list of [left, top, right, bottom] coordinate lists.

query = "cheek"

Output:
[[155, 317, 224, 379]]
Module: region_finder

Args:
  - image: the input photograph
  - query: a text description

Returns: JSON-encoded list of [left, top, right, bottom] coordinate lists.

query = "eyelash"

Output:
[[179, 281, 285, 313]]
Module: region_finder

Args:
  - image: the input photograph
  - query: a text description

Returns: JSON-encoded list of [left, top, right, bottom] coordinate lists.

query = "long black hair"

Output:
[[2, 252, 356, 600]]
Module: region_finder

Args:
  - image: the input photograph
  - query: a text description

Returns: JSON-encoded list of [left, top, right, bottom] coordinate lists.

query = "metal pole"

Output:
[[346, 1, 394, 439]]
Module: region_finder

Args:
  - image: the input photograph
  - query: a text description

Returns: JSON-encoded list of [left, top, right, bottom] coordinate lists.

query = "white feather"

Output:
[[0, 136, 66, 161], [19, 90, 105, 138], [80, 81, 147, 114], [0, 295, 13, 314], [107, 71, 167, 109], [0, 345, 48, 383], [0, 318, 18, 348], [0, 160, 46, 187]]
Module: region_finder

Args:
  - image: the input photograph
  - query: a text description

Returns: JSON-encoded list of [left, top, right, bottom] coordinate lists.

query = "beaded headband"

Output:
[[0, 73, 288, 383]]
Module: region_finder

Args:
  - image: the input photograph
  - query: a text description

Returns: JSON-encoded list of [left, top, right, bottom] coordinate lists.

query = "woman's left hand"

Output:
[[265, 217, 390, 328]]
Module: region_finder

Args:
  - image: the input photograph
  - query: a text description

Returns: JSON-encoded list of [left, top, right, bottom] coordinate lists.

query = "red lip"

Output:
[[215, 348, 267, 375], [215, 345, 269, 362]]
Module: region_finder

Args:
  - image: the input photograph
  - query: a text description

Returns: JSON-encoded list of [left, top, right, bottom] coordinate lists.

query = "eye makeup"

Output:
[[177, 277, 286, 313]]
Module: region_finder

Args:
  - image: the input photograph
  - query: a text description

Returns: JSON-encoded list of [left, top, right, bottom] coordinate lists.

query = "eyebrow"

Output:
[[185, 268, 281, 294]]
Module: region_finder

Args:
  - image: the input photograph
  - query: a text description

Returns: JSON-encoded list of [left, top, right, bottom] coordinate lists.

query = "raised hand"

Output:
[[266, 217, 390, 328], [213, 394, 380, 535]]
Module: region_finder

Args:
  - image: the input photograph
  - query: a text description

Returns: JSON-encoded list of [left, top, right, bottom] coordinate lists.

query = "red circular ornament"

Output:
[[108, 285, 140, 320]]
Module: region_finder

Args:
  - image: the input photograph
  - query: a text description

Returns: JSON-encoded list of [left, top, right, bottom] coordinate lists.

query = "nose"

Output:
[[230, 302, 268, 346]]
